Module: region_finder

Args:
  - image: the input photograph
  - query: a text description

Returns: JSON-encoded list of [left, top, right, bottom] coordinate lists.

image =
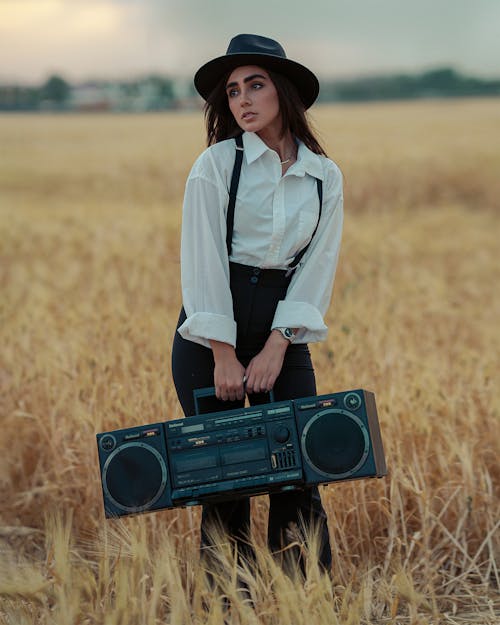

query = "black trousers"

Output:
[[171, 262, 332, 572]]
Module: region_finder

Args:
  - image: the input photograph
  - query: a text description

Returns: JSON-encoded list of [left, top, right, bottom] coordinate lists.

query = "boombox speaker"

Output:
[[96, 423, 172, 518], [295, 390, 386, 483]]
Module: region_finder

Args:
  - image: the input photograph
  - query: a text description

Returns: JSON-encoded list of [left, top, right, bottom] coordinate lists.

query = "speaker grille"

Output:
[[103, 442, 167, 512], [302, 409, 369, 478]]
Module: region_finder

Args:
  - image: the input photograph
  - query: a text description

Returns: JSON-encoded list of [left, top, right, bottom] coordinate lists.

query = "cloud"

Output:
[[1, 0, 499, 82], [1, 0, 123, 32], [0, 0, 162, 82], [0, 1, 124, 80], [145, 0, 500, 77]]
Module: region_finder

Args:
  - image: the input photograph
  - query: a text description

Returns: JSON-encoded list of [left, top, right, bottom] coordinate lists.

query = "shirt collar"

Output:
[[241, 131, 324, 180], [241, 131, 268, 164], [294, 141, 324, 180]]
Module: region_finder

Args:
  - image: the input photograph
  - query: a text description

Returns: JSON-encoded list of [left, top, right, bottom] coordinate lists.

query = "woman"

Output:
[[171, 34, 343, 573]]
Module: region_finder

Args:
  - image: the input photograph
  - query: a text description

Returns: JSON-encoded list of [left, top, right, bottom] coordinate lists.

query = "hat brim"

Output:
[[194, 53, 319, 109]]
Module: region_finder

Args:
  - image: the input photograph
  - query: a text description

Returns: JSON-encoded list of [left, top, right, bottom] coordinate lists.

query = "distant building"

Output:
[[70, 83, 116, 111]]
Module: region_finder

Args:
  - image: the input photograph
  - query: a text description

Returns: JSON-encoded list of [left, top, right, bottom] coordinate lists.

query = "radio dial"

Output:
[[273, 426, 290, 443], [344, 392, 362, 411], [100, 435, 116, 452]]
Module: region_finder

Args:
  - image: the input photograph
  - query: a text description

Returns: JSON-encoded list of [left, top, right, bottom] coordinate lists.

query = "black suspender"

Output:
[[226, 134, 244, 257], [226, 134, 323, 271], [287, 177, 323, 271]]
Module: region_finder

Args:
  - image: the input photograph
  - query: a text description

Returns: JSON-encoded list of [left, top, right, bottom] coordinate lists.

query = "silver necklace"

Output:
[[280, 152, 295, 165]]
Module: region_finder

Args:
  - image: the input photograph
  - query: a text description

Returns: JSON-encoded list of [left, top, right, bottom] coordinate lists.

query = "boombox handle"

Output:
[[193, 387, 275, 416]]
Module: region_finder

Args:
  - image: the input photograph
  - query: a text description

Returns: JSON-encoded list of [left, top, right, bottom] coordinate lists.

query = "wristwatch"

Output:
[[274, 327, 297, 343]]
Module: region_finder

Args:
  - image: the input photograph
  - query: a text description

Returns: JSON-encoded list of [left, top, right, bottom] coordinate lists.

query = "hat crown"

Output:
[[226, 34, 287, 59], [194, 33, 319, 109]]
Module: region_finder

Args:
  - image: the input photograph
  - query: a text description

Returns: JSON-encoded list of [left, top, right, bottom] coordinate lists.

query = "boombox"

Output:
[[96, 389, 387, 518]]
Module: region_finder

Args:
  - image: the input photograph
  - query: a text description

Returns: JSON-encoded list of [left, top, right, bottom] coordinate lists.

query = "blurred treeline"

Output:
[[1, 66, 499, 112], [318, 67, 500, 102]]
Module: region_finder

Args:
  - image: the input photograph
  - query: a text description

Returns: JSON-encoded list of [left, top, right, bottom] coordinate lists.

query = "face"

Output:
[[225, 65, 281, 136]]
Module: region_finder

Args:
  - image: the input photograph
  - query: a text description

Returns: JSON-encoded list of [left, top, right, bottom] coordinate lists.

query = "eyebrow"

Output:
[[225, 73, 268, 90]]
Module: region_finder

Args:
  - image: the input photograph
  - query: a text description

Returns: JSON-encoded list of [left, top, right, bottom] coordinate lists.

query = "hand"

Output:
[[210, 340, 246, 401], [244, 330, 289, 394]]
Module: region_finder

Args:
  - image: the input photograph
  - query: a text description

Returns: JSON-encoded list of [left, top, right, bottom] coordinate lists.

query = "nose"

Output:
[[239, 88, 251, 106]]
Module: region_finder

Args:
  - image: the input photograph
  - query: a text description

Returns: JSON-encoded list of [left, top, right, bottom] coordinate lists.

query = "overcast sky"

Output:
[[1, 0, 499, 84]]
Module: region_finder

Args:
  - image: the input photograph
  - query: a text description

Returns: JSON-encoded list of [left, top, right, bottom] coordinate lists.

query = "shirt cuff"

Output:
[[177, 312, 237, 349], [271, 300, 328, 343]]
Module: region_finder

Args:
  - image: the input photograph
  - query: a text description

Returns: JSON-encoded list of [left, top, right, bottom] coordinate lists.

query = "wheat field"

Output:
[[0, 99, 499, 624]]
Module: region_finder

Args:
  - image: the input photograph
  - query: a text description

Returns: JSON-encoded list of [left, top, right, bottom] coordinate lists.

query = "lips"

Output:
[[241, 112, 256, 120]]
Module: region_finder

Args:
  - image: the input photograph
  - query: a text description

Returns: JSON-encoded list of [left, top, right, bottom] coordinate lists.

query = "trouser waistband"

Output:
[[229, 261, 292, 287]]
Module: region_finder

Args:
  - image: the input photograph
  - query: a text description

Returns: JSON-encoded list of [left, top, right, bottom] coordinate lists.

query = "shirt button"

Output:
[[253, 268, 261, 275], [250, 276, 258, 284]]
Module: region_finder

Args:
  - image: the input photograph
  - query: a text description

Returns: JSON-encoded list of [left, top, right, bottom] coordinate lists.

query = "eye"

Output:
[[227, 88, 239, 98], [251, 82, 263, 90]]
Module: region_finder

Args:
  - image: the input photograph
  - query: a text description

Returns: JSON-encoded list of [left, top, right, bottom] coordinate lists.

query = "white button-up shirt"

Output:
[[178, 131, 343, 348]]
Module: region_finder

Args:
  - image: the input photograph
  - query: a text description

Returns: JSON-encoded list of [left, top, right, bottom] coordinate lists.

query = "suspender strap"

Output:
[[226, 134, 323, 271], [226, 134, 244, 257], [287, 178, 323, 270]]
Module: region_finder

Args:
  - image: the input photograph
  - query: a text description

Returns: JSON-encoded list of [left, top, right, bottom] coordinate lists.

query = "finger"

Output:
[[220, 387, 229, 401], [253, 378, 266, 394], [243, 370, 255, 394], [258, 371, 271, 393], [261, 377, 274, 394], [229, 381, 245, 402], [265, 374, 277, 394], [230, 390, 243, 402], [247, 377, 259, 394]]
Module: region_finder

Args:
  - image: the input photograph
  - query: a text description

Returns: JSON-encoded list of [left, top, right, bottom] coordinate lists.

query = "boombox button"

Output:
[[344, 392, 362, 410], [299, 402, 317, 410], [143, 428, 160, 437], [100, 435, 116, 452], [124, 432, 141, 440], [273, 426, 290, 443], [319, 399, 336, 408]]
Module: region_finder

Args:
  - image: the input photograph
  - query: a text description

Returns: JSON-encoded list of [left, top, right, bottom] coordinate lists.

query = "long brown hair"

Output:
[[203, 67, 327, 156]]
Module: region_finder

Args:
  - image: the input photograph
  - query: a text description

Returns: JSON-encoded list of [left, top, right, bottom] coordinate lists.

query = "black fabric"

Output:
[[226, 134, 244, 257], [171, 266, 332, 572], [172, 306, 317, 417]]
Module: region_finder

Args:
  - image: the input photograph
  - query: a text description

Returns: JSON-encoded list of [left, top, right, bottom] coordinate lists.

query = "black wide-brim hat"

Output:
[[194, 33, 319, 109]]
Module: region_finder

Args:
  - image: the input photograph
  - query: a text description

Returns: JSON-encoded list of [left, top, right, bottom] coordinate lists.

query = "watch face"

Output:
[[284, 328, 293, 339]]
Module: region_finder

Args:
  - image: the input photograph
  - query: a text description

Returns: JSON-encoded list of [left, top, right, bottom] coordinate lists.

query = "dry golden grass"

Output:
[[1, 99, 499, 624]]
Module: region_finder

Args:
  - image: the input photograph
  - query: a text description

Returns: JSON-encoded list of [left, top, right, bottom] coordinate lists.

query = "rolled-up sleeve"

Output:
[[271, 166, 343, 343], [177, 157, 236, 348]]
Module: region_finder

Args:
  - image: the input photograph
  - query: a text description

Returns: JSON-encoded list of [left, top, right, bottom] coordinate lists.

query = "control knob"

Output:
[[100, 435, 116, 452], [273, 426, 290, 444]]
